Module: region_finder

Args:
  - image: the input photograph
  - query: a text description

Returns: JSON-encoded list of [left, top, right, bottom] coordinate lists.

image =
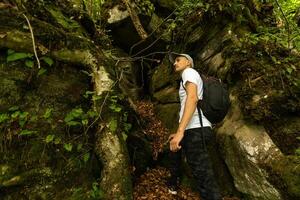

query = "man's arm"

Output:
[[170, 81, 198, 152]]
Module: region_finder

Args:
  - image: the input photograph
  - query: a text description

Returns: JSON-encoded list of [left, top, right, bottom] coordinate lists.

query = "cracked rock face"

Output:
[[217, 94, 283, 200]]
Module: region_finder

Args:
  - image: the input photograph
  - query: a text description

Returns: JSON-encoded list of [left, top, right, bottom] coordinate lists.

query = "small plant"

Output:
[[135, 0, 155, 16], [0, 106, 38, 137], [88, 182, 104, 199], [64, 107, 97, 129], [6, 49, 54, 76], [108, 95, 122, 113], [121, 112, 132, 141], [70, 182, 105, 200]]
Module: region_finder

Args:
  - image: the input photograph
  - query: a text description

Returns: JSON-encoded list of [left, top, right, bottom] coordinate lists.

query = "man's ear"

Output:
[[187, 60, 192, 67]]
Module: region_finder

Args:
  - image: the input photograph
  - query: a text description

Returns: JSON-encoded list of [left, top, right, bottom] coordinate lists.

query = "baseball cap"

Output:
[[168, 52, 194, 68]]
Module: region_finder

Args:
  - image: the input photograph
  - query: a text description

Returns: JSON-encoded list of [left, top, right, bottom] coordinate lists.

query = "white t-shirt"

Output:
[[179, 68, 211, 129]]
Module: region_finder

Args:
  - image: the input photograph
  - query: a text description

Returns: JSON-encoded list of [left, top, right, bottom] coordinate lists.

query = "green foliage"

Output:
[[283, 64, 299, 87], [83, 0, 106, 21], [0, 113, 9, 123], [6, 49, 54, 77], [70, 182, 104, 200], [7, 51, 33, 62], [6, 108, 29, 128], [45, 134, 55, 143], [37, 68, 47, 77], [83, 152, 90, 163], [47, 7, 81, 31], [40, 56, 54, 66], [84, 91, 95, 99], [64, 108, 84, 127], [296, 148, 300, 156], [121, 112, 132, 141], [275, 0, 300, 19], [6, 49, 54, 67], [25, 60, 34, 68], [0, 106, 38, 141], [173, 0, 206, 23], [43, 108, 53, 119], [108, 119, 117, 132], [135, 0, 155, 16], [89, 182, 104, 199], [54, 137, 62, 145], [64, 107, 98, 129], [272, 0, 300, 49], [0, 104, 97, 167], [0, 106, 37, 139], [238, 28, 300, 89], [108, 95, 123, 112], [60, 107, 98, 158], [19, 129, 37, 136], [64, 143, 73, 152]]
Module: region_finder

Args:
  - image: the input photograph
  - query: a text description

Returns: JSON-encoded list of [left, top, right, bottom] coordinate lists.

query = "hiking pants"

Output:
[[169, 127, 221, 200]]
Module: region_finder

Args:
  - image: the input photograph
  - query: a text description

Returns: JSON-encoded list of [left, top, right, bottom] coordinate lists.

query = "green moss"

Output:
[[154, 103, 179, 132], [265, 117, 300, 155], [0, 78, 22, 111], [46, 6, 84, 34], [270, 156, 300, 199], [27, 141, 47, 163], [0, 30, 33, 53], [153, 86, 178, 103], [150, 60, 176, 93]]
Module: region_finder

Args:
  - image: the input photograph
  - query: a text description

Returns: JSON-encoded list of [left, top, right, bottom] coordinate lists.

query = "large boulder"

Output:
[[217, 92, 283, 200]]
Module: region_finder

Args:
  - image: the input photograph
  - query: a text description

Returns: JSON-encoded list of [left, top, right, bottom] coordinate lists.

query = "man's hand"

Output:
[[169, 132, 184, 152]]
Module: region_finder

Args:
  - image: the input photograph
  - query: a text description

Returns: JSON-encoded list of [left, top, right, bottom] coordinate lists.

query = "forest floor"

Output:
[[133, 167, 240, 200]]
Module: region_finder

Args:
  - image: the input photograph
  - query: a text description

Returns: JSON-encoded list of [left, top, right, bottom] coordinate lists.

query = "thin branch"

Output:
[[23, 14, 41, 68], [131, 36, 162, 58], [274, 0, 291, 48], [129, 8, 178, 55], [84, 78, 119, 136], [113, 51, 168, 62], [122, 0, 148, 40]]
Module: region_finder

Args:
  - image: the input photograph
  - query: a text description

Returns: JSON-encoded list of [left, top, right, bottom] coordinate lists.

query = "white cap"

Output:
[[169, 52, 194, 68]]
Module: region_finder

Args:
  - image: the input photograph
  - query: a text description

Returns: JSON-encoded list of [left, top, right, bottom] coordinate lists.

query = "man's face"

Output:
[[173, 56, 191, 72]]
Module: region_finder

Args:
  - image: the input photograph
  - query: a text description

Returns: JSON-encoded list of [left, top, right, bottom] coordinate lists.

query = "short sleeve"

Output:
[[182, 68, 199, 86], [181, 68, 203, 100]]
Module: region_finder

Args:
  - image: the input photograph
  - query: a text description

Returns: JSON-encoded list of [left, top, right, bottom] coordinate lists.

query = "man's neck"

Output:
[[180, 66, 191, 75]]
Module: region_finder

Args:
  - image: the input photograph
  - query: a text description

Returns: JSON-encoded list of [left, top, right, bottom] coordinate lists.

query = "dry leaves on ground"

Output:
[[133, 167, 241, 200], [136, 101, 170, 159], [133, 167, 200, 200]]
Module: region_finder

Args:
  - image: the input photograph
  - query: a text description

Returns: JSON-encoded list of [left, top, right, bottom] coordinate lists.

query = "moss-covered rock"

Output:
[[153, 86, 178, 103], [0, 53, 95, 199], [150, 59, 177, 93], [217, 94, 283, 200], [154, 103, 179, 132], [0, 78, 22, 111], [45, 6, 85, 35], [269, 156, 300, 199], [265, 117, 300, 155], [147, 13, 172, 42]]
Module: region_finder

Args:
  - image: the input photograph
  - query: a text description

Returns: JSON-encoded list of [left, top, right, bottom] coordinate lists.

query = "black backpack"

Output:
[[197, 75, 230, 124]]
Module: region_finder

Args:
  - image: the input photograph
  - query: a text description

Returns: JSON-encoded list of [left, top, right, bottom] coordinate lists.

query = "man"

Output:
[[167, 52, 221, 200]]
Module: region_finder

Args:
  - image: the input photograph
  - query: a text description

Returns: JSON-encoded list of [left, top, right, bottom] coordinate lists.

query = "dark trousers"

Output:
[[169, 127, 221, 200]]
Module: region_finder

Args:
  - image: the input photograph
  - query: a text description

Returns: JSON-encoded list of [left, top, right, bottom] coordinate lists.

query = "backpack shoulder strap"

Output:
[[180, 80, 186, 91]]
